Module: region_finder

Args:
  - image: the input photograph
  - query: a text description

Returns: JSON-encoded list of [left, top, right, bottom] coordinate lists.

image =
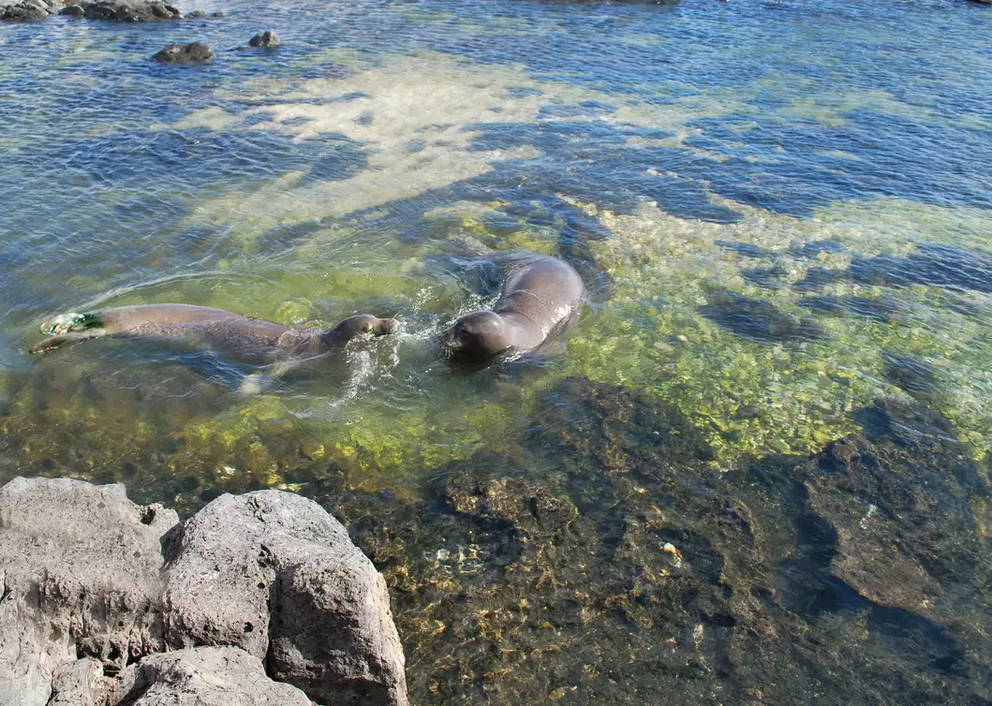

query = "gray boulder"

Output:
[[164, 491, 408, 705], [106, 647, 312, 706], [0, 477, 177, 706], [0, 477, 408, 706], [248, 29, 280, 48], [152, 41, 213, 63], [58, 4, 84, 15]]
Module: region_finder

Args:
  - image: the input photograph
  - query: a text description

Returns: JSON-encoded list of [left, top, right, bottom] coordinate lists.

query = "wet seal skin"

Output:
[[31, 304, 398, 361], [441, 254, 584, 361]]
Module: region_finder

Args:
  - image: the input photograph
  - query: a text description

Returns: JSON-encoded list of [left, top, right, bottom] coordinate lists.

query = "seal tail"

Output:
[[30, 331, 104, 355]]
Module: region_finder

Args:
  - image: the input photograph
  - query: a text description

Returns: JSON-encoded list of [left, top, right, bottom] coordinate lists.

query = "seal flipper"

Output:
[[237, 357, 314, 396]]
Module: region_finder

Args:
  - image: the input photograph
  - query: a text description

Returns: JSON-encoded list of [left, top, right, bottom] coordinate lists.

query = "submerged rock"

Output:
[[248, 29, 280, 48], [0, 477, 409, 706], [152, 41, 213, 63]]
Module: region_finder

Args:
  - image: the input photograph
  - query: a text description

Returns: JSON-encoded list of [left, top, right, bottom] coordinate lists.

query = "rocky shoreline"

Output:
[[0, 477, 408, 706], [1, 0, 183, 21]]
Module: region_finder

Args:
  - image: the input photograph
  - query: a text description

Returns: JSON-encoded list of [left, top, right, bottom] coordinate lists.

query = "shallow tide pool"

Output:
[[1, 0, 991, 702]]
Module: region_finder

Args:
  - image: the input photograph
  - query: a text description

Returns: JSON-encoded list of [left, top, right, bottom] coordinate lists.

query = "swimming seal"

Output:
[[441, 255, 584, 359], [31, 304, 398, 360]]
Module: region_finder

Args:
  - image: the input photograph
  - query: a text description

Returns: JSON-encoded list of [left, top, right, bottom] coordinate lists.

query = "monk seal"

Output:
[[31, 304, 398, 362], [441, 255, 584, 360]]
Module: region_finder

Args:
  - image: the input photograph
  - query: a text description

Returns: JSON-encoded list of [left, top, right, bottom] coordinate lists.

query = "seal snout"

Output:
[[441, 311, 512, 359], [439, 326, 460, 351]]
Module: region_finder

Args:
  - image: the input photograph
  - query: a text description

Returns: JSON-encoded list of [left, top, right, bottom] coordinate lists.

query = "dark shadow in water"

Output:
[[8, 128, 369, 196], [789, 239, 848, 258], [741, 264, 788, 289], [797, 244, 992, 294], [852, 398, 962, 455], [466, 119, 744, 223], [715, 240, 772, 259], [699, 290, 823, 343], [689, 110, 992, 215], [798, 294, 906, 323], [882, 353, 943, 403]]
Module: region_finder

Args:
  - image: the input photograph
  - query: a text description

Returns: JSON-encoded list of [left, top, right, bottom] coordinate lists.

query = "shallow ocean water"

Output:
[[1, 0, 992, 702]]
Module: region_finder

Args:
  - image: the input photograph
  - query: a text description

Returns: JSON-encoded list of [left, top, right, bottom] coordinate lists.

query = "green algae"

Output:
[[7, 189, 992, 492], [556, 198, 992, 463]]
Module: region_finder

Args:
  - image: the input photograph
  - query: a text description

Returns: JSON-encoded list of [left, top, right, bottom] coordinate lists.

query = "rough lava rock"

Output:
[[164, 491, 408, 706], [106, 647, 312, 706], [0, 477, 408, 706], [248, 29, 280, 48], [152, 41, 213, 63], [0, 478, 177, 706]]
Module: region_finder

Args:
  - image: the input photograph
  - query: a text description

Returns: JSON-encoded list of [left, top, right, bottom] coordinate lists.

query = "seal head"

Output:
[[442, 311, 514, 358], [320, 314, 398, 349]]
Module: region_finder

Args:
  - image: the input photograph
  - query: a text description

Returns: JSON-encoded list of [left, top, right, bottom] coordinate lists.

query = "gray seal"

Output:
[[441, 255, 584, 359], [31, 304, 398, 361]]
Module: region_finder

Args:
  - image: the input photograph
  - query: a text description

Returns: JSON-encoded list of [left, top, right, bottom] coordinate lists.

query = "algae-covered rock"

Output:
[[801, 401, 991, 617], [529, 376, 715, 478], [312, 379, 992, 705]]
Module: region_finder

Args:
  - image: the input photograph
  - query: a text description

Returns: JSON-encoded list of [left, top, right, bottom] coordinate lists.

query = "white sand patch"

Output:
[[169, 106, 242, 132], [173, 51, 756, 240]]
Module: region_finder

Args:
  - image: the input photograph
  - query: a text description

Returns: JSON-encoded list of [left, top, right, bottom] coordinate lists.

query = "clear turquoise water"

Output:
[[1, 0, 992, 702]]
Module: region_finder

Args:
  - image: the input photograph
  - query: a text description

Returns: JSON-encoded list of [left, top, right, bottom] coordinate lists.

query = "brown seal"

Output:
[[31, 304, 398, 361], [441, 255, 584, 359]]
